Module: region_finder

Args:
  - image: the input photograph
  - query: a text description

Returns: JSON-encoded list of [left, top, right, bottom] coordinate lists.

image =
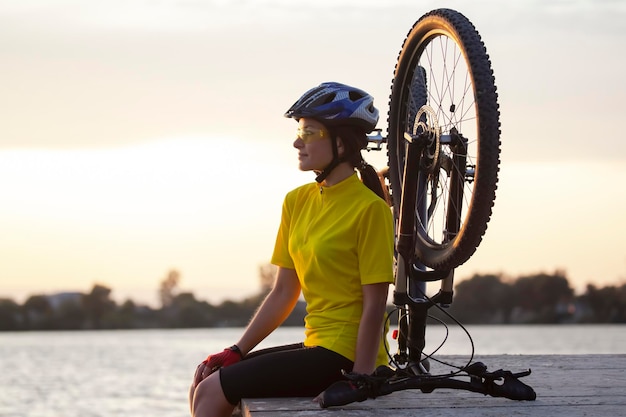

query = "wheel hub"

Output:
[[413, 105, 440, 174]]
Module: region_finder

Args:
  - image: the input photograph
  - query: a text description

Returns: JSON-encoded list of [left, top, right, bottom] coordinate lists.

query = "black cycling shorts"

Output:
[[219, 342, 353, 405]]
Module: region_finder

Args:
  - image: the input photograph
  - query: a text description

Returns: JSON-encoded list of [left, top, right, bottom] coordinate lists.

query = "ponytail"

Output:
[[356, 159, 391, 204]]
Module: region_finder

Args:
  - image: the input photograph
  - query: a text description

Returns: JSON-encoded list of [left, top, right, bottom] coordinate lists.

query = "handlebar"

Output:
[[317, 362, 536, 408]]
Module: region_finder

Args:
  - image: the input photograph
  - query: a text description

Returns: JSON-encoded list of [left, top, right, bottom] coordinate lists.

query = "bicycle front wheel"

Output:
[[387, 8, 501, 270]]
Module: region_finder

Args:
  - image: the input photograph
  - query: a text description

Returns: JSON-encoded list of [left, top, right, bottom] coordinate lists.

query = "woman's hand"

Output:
[[192, 347, 243, 387]]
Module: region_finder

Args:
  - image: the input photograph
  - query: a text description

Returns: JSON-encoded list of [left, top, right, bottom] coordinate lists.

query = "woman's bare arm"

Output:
[[352, 282, 389, 374], [235, 266, 301, 355]]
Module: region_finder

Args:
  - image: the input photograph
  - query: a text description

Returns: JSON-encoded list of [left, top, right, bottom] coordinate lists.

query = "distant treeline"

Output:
[[1, 270, 625, 331], [432, 271, 626, 325]]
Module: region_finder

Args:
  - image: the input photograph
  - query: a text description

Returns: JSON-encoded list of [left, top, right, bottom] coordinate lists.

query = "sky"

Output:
[[1, 0, 625, 307]]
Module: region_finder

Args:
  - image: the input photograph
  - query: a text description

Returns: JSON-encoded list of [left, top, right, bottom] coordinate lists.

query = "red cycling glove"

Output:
[[203, 345, 243, 373]]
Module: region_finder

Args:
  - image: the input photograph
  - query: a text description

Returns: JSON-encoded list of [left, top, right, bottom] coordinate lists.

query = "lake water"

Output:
[[1, 325, 624, 417]]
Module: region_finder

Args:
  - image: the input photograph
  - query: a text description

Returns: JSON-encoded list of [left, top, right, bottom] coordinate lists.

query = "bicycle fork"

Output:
[[392, 129, 467, 373]]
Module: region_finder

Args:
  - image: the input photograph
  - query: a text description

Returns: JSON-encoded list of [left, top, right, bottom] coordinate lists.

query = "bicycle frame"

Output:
[[368, 128, 461, 369]]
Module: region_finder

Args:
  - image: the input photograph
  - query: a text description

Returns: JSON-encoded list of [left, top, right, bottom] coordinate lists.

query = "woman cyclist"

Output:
[[189, 82, 395, 417]]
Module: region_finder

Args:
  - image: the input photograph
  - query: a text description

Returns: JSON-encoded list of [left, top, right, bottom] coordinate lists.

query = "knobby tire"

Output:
[[387, 8, 501, 270]]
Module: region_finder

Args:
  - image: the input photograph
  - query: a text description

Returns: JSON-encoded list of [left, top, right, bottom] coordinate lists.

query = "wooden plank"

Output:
[[240, 355, 626, 417]]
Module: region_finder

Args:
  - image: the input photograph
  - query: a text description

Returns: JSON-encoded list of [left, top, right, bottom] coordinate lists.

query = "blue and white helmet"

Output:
[[284, 82, 379, 133]]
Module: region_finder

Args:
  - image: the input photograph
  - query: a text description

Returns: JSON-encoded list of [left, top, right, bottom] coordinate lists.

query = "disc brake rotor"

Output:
[[412, 106, 440, 174]]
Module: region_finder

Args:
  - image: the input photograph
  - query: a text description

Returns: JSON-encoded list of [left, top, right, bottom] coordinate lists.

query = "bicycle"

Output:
[[318, 8, 536, 407]]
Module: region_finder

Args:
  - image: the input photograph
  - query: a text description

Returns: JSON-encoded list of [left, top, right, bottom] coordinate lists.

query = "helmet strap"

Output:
[[315, 134, 341, 183]]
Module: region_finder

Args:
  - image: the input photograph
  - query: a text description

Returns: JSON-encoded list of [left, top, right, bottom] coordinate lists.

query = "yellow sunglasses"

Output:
[[296, 127, 328, 144]]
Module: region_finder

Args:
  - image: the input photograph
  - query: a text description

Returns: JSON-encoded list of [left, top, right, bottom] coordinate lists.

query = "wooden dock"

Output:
[[240, 354, 626, 416]]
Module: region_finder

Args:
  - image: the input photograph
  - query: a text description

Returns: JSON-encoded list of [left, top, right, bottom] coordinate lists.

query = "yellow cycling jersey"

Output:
[[271, 173, 394, 367]]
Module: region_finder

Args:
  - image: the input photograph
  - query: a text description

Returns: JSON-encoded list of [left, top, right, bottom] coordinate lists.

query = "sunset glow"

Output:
[[1, 0, 625, 306]]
